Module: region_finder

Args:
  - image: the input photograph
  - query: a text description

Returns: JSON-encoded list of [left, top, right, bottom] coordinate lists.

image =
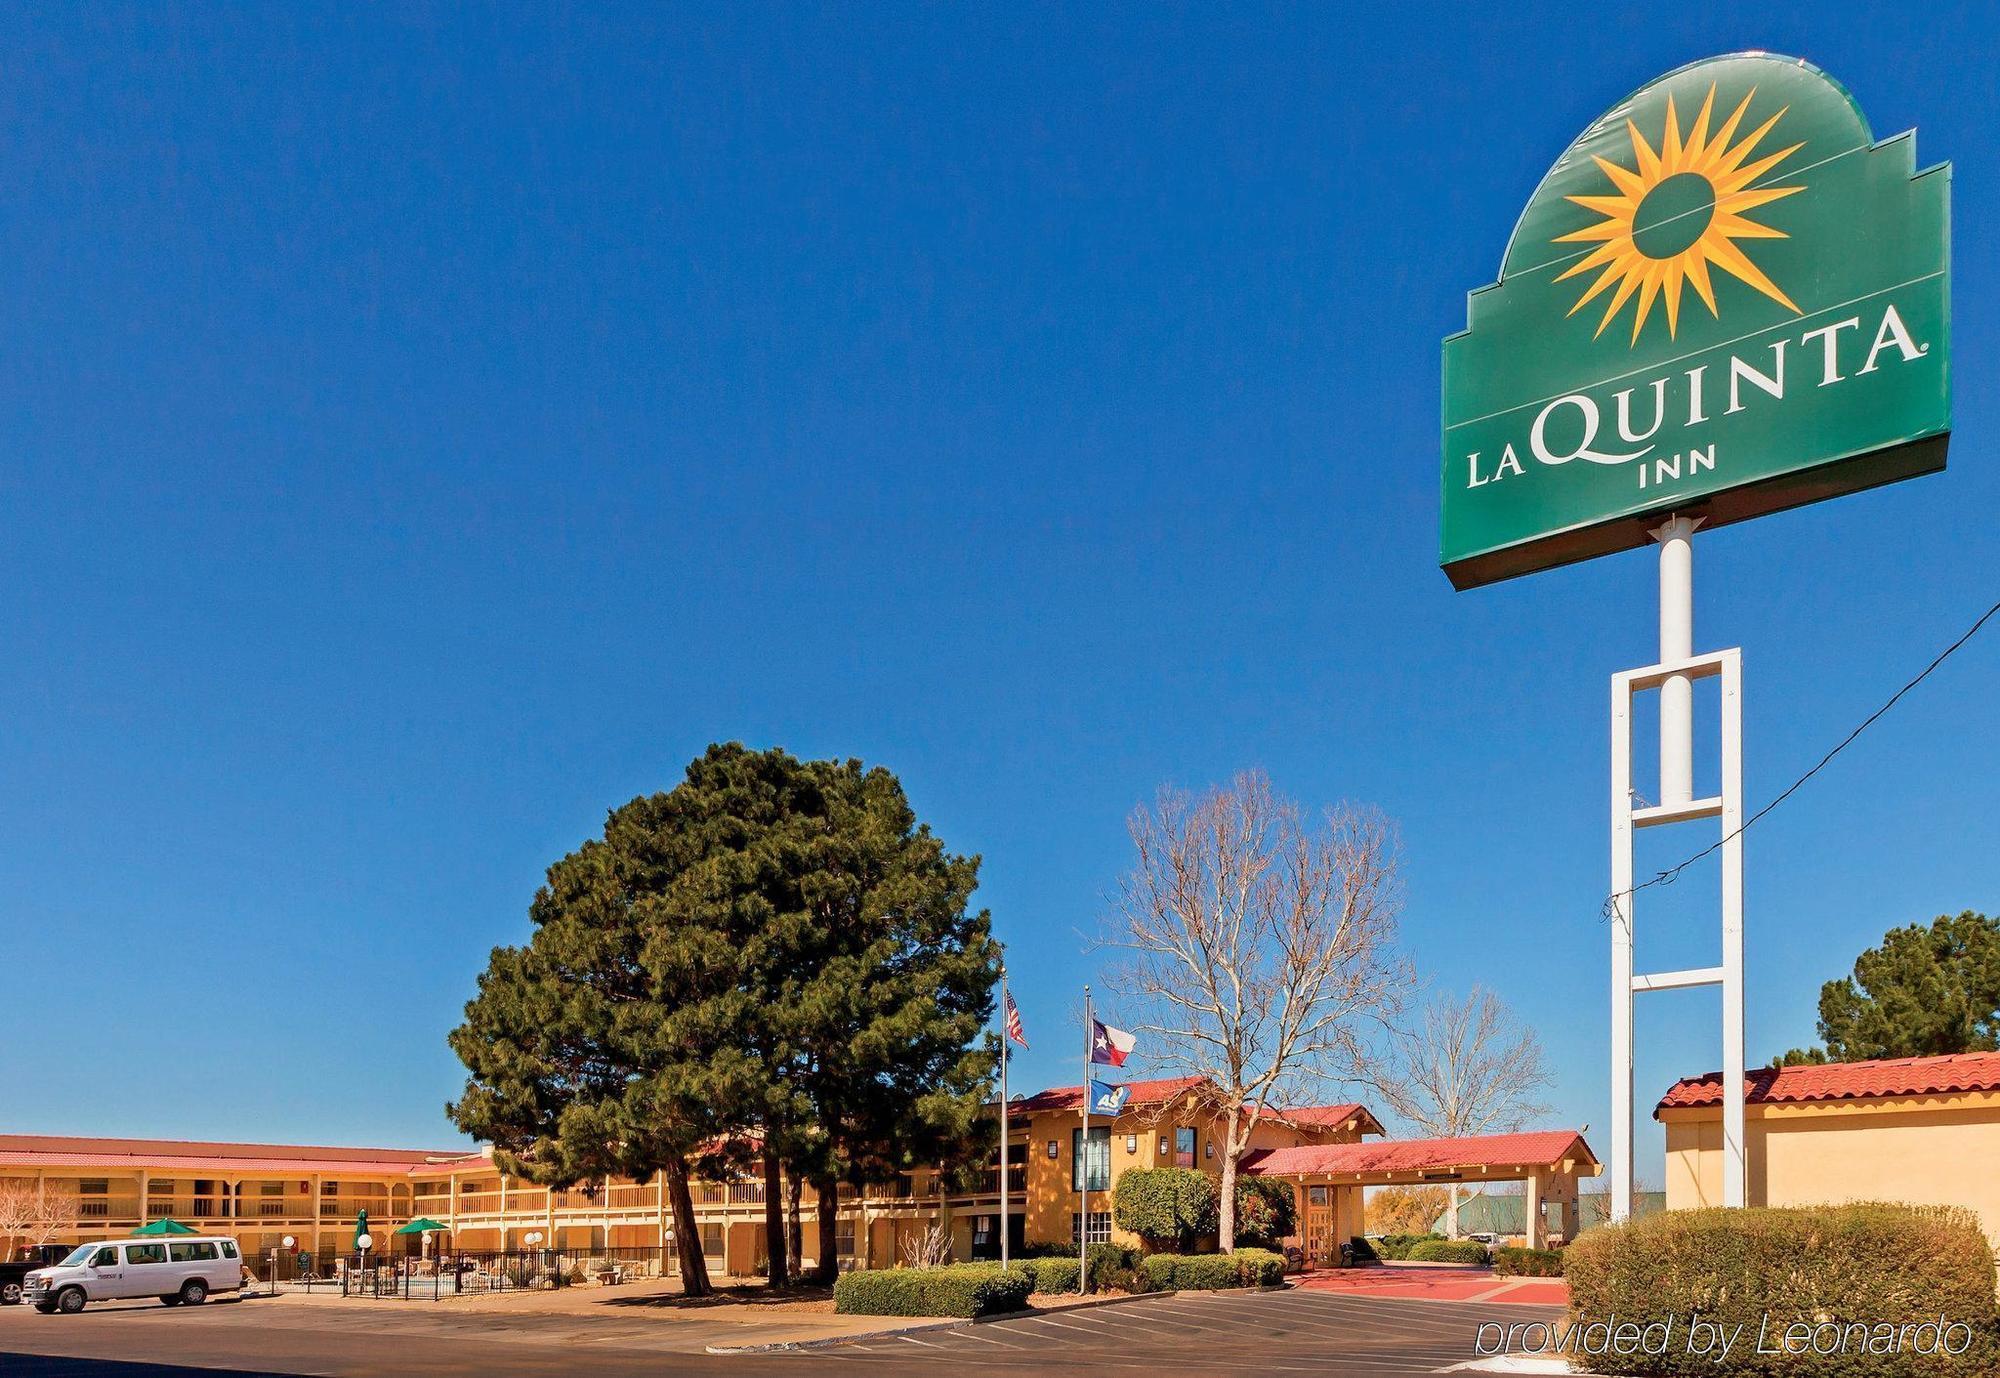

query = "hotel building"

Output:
[[3, 1076, 1597, 1275]]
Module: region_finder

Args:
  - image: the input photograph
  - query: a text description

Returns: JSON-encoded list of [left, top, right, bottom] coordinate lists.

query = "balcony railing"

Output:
[[946, 1166, 1027, 1197]]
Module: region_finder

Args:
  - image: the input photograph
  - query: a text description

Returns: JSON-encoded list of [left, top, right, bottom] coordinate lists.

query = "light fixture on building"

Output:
[[1046, 1140, 1058, 1159], [1158, 1137, 1168, 1155], [1125, 1135, 1137, 1154]]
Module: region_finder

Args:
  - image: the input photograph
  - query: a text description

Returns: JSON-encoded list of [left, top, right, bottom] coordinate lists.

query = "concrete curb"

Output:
[[705, 1288, 1172, 1355]]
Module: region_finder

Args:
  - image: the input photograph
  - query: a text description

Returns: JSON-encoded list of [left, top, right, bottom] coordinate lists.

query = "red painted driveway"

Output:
[[1294, 1264, 1568, 1307]]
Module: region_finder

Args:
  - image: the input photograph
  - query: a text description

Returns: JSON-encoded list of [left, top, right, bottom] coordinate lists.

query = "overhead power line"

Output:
[[1603, 594, 2000, 922]]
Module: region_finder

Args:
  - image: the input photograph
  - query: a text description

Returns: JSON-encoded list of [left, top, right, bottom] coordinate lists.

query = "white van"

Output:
[[22, 1237, 245, 1313]]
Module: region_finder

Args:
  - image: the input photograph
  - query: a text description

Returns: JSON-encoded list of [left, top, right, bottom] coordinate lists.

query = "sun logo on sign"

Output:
[[1555, 85, 1805, 343]]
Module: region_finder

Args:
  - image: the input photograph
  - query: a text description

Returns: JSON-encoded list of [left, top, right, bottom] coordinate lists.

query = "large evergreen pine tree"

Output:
[[449, 743, 998, 1290], [1775, 911, 2000, 1066]]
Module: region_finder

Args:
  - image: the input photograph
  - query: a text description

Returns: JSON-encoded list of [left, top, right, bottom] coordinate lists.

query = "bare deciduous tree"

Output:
[[1374, 986, 1551, 1238], [1366, 1184, 1451, 1235], [0, 1179, 80, 1259], [899, 1223, 953, 1269], [1106, 769, 1410, 1251]]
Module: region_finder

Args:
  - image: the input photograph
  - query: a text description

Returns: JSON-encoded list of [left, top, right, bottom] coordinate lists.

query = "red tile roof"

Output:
[[1242, 1129, 1597, 1178], [1656, 1051, 2000, 1114], [1272, 1103, 1380, 1134], [0, 1134, 478, 1178], [1007, 1076, 1208, 1115]]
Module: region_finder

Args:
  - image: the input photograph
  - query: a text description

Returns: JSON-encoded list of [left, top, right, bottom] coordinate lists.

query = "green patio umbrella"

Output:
[[133, 1219, 196, 1236], [393, 1218, 448, 1236]]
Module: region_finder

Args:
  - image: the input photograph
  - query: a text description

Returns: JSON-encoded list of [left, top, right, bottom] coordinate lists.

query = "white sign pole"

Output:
[[1610, 517, 1746, 1222]]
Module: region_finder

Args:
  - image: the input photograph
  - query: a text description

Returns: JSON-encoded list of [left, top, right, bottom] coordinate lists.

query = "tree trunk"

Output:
[[762, 1151, 788, 1287], [1446, 1183, 1462, 1240], [664, 1155, 711, 1298], [1217, 1106, 1240, 1253], [814, 1178, 839, 1283], [786, 1173, 803, 1273]]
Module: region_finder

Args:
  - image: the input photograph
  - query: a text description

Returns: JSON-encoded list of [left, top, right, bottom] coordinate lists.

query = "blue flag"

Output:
[[1087, 1079, 1129, 1117]]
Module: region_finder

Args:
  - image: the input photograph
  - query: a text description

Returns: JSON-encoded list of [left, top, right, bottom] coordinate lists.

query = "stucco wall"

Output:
[[1662, 1096, 2000, 1243]]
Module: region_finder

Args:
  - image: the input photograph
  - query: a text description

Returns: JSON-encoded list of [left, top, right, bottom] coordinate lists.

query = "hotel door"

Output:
[[1303, 1186, 1335, 1267]]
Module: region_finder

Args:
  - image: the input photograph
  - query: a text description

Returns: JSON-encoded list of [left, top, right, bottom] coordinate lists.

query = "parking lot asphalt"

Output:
[[0, 1286, 1556, 1376]]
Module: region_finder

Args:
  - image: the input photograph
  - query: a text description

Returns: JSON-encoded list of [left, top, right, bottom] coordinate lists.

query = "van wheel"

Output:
[[1, 1280, 21, 1304], [55, 1287, 86, 1314], [179, 1279, 208, 1306]]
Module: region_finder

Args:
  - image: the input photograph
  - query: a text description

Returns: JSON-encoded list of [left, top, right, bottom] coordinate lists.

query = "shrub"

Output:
[[1017, 1240, 1079, 1258], [1232, 1247, 1286, 1286], [833, 1263, 1033, 1318], [1234, 1178, 1297, 1248], [1491, 1246, 1563, 1277], [1133, 1250, 1285, 1291], [1113, 1168, 1216, 1250], [1563, 1202, 2000, 1377], [1369, 1232, 1441, 1261], [998, 1259, 1038, 1291], [1085, 1241, 1139, 1293], [1026, 1256, 1078, 1294], [1405, 1238, 1490, 1264]]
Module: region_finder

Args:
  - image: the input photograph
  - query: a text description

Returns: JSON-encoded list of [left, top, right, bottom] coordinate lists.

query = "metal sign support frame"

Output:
[[1609, 517, 1746, 1220]]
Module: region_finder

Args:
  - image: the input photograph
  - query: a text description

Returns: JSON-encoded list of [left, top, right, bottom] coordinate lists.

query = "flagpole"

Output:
[[1080, 984, 1090, 1297], [999, 962, 1010, 1272]]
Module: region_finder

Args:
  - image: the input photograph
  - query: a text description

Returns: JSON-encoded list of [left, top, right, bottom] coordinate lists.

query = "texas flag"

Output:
[[1090, 1019, 1136, 1067], [1087, 1080, 1130, 1117]]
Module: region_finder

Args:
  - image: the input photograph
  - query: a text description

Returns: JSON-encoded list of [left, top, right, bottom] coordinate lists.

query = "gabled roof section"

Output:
[[1241, 1129, 1598, 1179], [1656, 1051, 2000, 1115], [1008, 1077, 1208, 1115], [1269, 1103, 1385, 1137]]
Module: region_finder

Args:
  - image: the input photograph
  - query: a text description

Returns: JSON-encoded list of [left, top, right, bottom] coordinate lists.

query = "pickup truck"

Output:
[[2, 1247, 70, 1306]]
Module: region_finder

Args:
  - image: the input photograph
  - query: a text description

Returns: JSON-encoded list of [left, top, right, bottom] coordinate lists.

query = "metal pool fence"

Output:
[[285, 1246, 677, 1300]]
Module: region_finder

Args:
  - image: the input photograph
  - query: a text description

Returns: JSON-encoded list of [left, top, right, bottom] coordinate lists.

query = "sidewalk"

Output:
[[257, 1277, 1156, 1350], [1295, 1265, 1568, 1307]]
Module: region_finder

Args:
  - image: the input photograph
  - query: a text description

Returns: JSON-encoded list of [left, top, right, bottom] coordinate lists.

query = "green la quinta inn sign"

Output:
[[1440, 53, 1950, 590]]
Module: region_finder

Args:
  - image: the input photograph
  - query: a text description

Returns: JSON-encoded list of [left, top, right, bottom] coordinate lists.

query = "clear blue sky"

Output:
[[2, 4, 1994, 1183]]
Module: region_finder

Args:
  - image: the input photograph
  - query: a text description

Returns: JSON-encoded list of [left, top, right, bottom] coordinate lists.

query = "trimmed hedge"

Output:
[[1563, 1203, 2000, 1377], [1405, 1238, 1490, 1264], [1136, 1249, 1285, 1291], [1023, 1256, 1078, 1293], [833, 1264, 1034, 1318], [1368, 1232, 1442, 1261], [1491, 1246, 1563, 1277], [1002, 1243, 1131, 1294]]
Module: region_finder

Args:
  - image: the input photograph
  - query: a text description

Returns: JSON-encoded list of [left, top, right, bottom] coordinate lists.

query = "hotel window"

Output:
[[700, 1223, 724, 1258], [1070, 1128, 1111, 1192], [1175, 1127, 1196, 1168], [80, 1180, 109, 1218], [1307, 1186, 1329, 1207], [836, 1219, 856, 1260], [1071, 1211, 1112, 1246]]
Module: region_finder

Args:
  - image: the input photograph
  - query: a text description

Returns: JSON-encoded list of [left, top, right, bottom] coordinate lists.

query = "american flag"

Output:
[[1004, 991, 1029, 1049]]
